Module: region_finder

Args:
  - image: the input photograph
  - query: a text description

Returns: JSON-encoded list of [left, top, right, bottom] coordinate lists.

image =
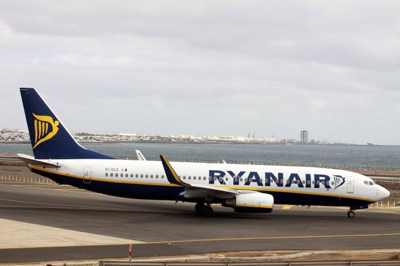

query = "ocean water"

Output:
[[1, 142, 399, 171]]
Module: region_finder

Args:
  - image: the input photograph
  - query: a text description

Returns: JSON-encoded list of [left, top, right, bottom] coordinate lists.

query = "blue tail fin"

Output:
[[20, 88, 113, 160]]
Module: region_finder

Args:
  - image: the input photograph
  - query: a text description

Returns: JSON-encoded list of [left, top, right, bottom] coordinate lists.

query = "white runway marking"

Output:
[[0, 218, 143, 249]]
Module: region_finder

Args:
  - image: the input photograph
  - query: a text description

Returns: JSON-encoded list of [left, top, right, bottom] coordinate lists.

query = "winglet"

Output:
[[135, 150, 146, 161], [160, 155, 186, 186]]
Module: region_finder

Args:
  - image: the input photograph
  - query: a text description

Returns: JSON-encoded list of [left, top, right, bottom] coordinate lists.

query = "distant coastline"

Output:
[[0, 128, 385, 146], [0, 140, 387, 146]]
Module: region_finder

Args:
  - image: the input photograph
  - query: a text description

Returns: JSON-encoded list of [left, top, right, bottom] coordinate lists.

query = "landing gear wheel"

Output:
[[195, 202, 214, 217], [347, 210, 355, 218], [202, 205, 213, 217], [195, 202, 203, 214]]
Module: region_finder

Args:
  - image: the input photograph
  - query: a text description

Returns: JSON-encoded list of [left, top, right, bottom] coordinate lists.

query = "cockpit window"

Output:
[[364, 180, 375, 186]]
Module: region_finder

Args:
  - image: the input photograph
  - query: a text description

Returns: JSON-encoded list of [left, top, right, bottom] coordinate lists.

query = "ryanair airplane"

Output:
[[18, 88, 390, 218]]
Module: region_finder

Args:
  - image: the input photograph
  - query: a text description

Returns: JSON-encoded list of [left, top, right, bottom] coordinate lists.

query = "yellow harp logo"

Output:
[[32, 113, 60, 149]]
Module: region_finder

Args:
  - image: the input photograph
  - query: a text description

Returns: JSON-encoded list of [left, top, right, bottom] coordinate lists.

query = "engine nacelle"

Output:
[[223, 193, 274, 213]]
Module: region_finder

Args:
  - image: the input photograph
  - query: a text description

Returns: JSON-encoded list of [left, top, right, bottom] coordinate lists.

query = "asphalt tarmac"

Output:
[[0, 179, 399, 264]]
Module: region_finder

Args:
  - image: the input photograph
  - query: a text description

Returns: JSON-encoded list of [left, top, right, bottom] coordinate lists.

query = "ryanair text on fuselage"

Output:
[[209, 170, 346, 190]]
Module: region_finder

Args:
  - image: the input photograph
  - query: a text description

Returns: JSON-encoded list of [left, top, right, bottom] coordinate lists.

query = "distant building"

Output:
[[301, 130, 308, 144]]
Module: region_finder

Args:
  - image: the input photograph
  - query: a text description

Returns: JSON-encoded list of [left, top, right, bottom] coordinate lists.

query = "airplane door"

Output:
[[83, 166, 91, 184], [347, 176, 354, 193]]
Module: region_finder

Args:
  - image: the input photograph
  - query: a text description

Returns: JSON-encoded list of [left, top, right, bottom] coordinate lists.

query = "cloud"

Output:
[[0, 1, 399, 145]]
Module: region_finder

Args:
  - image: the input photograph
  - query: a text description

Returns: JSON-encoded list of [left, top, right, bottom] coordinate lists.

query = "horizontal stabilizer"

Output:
[[17, 154, 60, 168]]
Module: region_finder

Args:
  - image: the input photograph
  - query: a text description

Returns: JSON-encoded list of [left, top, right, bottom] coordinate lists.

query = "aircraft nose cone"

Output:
[[380, 186, 390, 200]]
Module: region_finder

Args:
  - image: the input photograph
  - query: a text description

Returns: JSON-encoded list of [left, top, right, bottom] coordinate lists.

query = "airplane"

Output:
[[18, 88, 390, 218]]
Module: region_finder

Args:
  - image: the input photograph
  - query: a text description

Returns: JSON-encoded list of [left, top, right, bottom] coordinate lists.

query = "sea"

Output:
[[1, 142, 399, 171]]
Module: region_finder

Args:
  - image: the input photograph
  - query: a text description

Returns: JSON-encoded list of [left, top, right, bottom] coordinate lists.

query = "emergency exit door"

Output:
[[347, 176, 354, 193]]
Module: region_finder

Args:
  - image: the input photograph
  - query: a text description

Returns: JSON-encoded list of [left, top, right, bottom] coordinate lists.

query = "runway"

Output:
[[0, 180, 399, 264]]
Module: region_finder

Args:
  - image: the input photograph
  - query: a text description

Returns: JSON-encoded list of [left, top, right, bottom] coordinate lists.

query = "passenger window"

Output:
[[156, 175, 158, 179], [130, 174, 133, 178], [161, 175, 164, 179], [140, 174, 143, 178], [150, 175, 153, 178], [110, 173, 113, 177], [105, 173, 108, 177], [145, 174, 148, 178]]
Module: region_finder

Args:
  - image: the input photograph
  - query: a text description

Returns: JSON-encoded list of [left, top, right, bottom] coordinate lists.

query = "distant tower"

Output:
[[301, 130, 308, 144]]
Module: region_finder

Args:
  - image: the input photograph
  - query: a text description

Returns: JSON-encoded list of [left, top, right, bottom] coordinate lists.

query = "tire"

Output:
[[195, 202, 204, 214], [347, 210, 355, 218], [195, 202, 213, 217]]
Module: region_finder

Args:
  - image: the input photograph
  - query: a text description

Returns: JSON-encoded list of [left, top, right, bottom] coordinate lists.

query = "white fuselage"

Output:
[[30, 158, 389, 206]]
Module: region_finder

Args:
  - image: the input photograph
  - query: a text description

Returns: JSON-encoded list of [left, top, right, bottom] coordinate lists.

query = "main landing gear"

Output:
[[347, 210, 355, 218], [195, 202, 213, 217]]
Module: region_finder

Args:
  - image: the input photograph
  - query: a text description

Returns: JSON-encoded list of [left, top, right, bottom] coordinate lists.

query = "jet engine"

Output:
[[222, 192, 274, 213]]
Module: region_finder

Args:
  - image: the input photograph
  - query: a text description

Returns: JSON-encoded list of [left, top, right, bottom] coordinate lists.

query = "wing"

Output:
[[160, 155, 238, 199]]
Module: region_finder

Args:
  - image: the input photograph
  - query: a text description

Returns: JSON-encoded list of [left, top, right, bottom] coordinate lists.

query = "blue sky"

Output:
[[1, 1, 399, 145]]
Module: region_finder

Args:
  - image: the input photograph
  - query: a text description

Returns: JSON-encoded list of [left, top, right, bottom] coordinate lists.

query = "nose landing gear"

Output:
[[347, 210, 355, 218], [347, 204, 369, 218]]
